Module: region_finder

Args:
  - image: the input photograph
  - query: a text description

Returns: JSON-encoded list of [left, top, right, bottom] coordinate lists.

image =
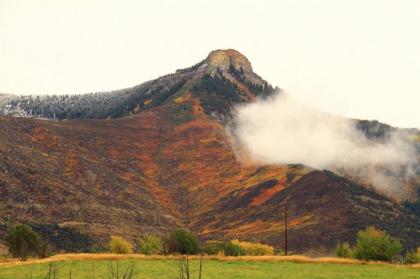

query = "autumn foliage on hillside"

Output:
[[0, 49, 418, 253]]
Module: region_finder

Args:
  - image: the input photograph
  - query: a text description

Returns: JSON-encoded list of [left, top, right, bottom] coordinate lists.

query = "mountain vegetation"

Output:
[[0, 49, 418, 255]]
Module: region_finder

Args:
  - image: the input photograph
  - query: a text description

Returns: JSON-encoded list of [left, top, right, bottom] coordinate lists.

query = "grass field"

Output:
[[0, 255, 418, 279]]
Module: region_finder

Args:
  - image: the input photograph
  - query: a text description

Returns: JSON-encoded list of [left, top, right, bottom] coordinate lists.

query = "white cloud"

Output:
[[231, 93, 418, 200]]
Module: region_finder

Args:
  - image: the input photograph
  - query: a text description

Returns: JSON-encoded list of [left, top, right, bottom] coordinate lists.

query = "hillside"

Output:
[[0, 49, 418, 252]]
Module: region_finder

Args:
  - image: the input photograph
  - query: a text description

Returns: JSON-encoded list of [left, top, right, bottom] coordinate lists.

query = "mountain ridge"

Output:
[[0, 49, 275, 120]]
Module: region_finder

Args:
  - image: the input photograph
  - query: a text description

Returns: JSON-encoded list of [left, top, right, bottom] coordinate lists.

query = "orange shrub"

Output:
[[231, 239, 274, 256], [109, 236, 133, 254]]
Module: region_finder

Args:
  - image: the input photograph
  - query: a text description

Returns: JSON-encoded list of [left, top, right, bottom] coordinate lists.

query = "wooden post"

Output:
[[284, 199, 288, 256]]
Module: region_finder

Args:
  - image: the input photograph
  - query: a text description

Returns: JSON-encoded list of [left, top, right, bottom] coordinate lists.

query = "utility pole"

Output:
[[284, 199, 288, 256]]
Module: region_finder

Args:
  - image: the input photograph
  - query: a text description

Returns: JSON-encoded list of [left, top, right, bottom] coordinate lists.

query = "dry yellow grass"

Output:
[[0, 254, 419, 269]]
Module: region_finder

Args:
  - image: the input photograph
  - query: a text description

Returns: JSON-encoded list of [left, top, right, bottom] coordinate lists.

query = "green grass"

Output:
[[0, 259, 418, 279]]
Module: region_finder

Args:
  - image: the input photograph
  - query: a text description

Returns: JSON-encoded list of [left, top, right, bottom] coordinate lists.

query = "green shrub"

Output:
[[231, 239, 275, 256], [222, 241, 245, 256], [354, 226, 401, 262], [138, 234, 163, 255], [109, 236, 133, 254], [204, 241, 224, 255], [167, 229, 199, 255], [335, 242, 352, 258], [5, 224, 40, 261], [404, 247, 420, 264]]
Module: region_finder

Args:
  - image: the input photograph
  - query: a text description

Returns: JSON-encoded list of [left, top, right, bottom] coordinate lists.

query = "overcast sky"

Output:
[[1, 0, 419, 128]]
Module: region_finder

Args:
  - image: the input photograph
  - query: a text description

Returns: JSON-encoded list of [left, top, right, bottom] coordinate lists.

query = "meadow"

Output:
[[0, 254, 418, 279]]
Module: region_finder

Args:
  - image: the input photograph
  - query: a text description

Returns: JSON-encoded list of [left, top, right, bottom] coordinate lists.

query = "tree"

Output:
[[109, 236, 133, 254], [36, 239, 52, 259], [5, 224, 40, 261], [167, 229, 199, 255], [354, 226, 401, 262], [138, 234, 163, 255]]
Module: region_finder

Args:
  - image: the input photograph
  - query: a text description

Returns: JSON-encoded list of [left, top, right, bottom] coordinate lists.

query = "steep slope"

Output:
[[0, 49, 418, 252], [197, 170, 419, 252]]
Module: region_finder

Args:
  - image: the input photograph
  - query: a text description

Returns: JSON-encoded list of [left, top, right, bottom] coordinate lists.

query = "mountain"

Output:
[[0, 49, 274, 120], [0, 49, 418, 253]]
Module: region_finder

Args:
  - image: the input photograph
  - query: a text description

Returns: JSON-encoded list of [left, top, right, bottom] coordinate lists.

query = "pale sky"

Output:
[[1, 0, 419, 128]]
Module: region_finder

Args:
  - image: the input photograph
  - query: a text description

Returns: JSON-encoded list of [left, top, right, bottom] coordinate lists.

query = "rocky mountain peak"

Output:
[[205, 49, 253, 73]]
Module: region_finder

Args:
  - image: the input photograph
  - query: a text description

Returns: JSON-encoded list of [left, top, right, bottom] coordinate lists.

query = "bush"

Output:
[[231, 239, 275, 256], [354, 226, 401, 262], [109, 236, 133, 254], [5, 224, 40, 261], [36, 240, 53, 259], [335, 242, 352, 258], [405, 247, 420, 264], [222, 242, 245, 256], [204, 240, 274, 256], [167, 229, 199, 255], [138, 234, 163, 255], [204, 241, 224, 255]]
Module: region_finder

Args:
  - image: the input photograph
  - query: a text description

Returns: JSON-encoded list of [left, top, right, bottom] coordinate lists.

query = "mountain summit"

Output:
[[0, 50, 418, 253], [206, 49, 252, 70], [205, 49, 251, 75], [204, 49, 267, 87]]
